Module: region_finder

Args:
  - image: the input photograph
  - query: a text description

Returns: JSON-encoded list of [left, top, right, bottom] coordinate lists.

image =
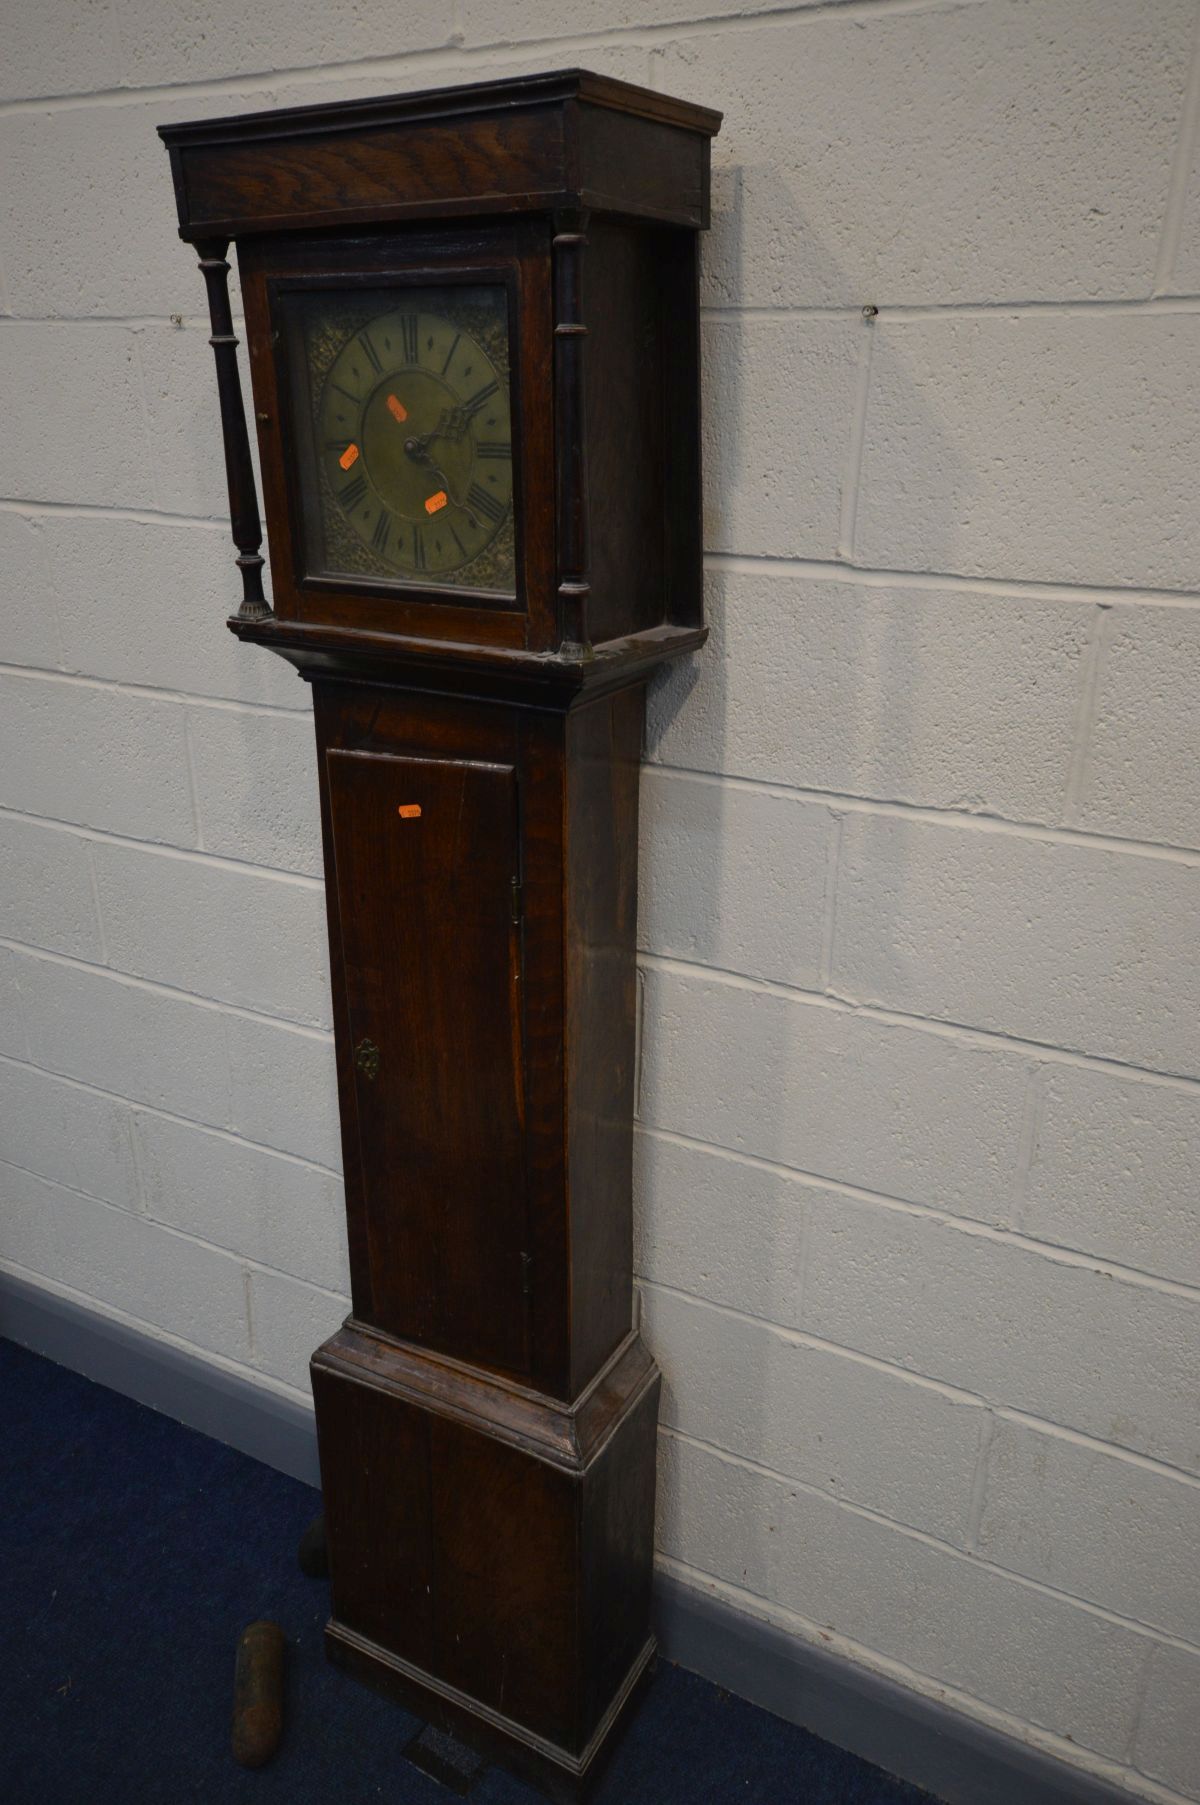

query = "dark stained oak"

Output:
[[159, 70, 719, 1802], [160, 70, 720, 240], [325, 745, 529, 1373]]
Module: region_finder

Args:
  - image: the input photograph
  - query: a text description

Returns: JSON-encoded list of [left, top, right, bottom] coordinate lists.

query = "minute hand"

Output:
[[406, 442, 480, 528]]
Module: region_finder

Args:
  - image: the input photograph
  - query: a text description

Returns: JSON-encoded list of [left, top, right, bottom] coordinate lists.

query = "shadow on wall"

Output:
[[640, 154, 972, 1580]]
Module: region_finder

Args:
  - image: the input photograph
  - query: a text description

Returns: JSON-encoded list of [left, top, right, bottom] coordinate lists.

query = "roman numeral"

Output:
[[476, 440, 511, 460], [463, 379, 499, 417], [400, 316, 419, 363], [339, 474, 367, 511], [468, 481, 506, 526], [413, 527, 426, 571], [358, 333, 382, 375], [332, 382, 360, 405], [449, 525, 467, 560], [440, 333, 460, 376], [371, 512, 390, 554]]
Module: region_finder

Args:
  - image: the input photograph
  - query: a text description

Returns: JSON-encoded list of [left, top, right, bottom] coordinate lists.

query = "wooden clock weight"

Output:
[[159, 72, 720, 1799]]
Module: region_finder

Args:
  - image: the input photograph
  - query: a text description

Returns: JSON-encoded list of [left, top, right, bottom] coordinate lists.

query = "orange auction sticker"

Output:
[[397, 804, 422, 819], [386, 394, 408, 423], [425, 490, 448, 515], [338, 443, 360, 470]]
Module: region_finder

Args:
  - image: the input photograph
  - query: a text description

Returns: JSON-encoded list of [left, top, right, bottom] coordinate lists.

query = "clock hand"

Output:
[[404, 437, 480, 528], [402, 403, 475, 459]]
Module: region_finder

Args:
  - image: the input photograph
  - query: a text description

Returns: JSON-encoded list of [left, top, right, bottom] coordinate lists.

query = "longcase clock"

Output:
[[159, 71, 721, 1800]]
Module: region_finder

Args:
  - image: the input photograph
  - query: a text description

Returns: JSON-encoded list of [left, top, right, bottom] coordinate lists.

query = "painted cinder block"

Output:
[[2, 1, 124, 104], [266, 41, 656, 118], [639, 965, 1029, 1225], [1132, 1643, 1200, 1797], [803, 1195, 1200, 1476], [639, 769, 834, 990], [701, 315, 863, 560], [461, 0, 805, 50], [646, 570, 1092, 826], [0, 951, 30, 1061], [642, 1284, 983, 1545], [225, 1011, 342, 1173], [134, 1110, 348, 1292], [657, 1435, 1152, 1764], [13, 951, 230, 1128], [1023, 1064, 1200, 1287], [855, 313, 1200, 592], [0, 674, 195, 847], [0, 1059, 139, 1212], [0, 90, 272, 320], [833, 812, 1200, 1078], [0, 512, 61, 670], [0, 1161, 252, 1363], [977, 1416, 1200, 1643], [91, 839, 331, 1029], [247, 1267, 349, 1393], [1078, 606, 1200, 852], [188, 704, 323, 877], [658, 0, 1193, 308], [45, 512, 305, 711], [138, 322, 258, 522], [1169, 126, 1200, 294], [633, 1128, 807, 1326], [0, 323, 150, 510], [115, 0, 451, 89], [0, 815, 102, 962]]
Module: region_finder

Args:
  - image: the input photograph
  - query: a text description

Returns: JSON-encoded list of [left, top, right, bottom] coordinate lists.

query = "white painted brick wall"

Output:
[[1136, 1647, 1200, 1797], [187, 706, 324, 875], [1079, 607, 1200, 849], [976, 1418, 1200, 1644], [90, 840, 331, 1029], [641, 1284, 985, 1545], [832, 813, 1200, 1075], [1024, 1066, 1200, 1287], [133, 1110, 347, 1292], [638, 771, 834, 988], [0, 1060, 139, 1211], [660, 0, 1197, 309], [247, 1268, 350, 1392], [43, 513, 305, 709], [647, 571, 1093, 824], [855, 313, 1200, 591], [640, 966, 1031, 1223], [0, 675, 195, 843], [803, 1195, 1199, 1474], [14, 953, 231, 1124], [0, 816, 104, 962], [702, 315, 863, 558], [3, 4, 1199, 1799], [658, 1434, 1155, 1766]]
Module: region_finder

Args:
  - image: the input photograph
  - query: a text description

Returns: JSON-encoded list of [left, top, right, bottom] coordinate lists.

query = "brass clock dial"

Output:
[[320, 308, 513, 582], [283, 282, 517, 597]]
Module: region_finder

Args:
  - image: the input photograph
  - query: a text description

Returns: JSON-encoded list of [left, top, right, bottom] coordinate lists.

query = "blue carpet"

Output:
[[0, 1337, 938, 1804]]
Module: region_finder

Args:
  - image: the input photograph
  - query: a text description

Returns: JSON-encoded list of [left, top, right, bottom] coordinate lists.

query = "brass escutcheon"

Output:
[[354, 1037, 380, 1082]]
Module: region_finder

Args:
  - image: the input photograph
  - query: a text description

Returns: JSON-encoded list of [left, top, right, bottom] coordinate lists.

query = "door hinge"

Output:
[[520, 1252, 533, 1298], [511, 876, 523, 924]]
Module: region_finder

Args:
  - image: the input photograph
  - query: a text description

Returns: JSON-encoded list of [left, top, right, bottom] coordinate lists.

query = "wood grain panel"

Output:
[[326, 746, 530, 1374]]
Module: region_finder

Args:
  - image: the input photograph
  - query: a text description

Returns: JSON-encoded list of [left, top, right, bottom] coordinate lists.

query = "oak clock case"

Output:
[[159, 71, 720, 1803]]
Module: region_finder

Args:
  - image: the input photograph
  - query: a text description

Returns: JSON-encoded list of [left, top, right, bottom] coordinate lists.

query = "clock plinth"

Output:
[[315, 1323, 659, 1801], [160, 70, 720, 1799]]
